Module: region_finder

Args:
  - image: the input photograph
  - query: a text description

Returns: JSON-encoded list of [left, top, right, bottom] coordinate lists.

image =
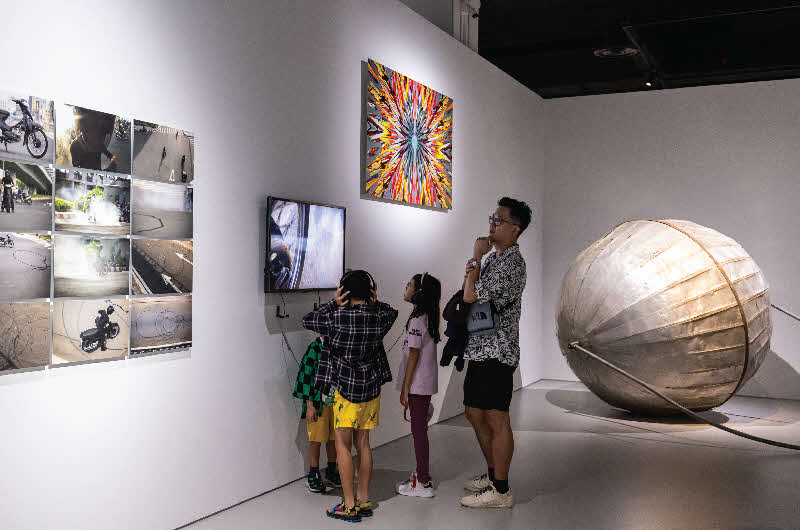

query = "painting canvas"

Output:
[[363, 59, 453, 210]]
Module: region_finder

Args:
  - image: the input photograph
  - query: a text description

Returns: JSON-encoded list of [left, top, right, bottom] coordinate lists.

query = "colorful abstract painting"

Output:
[[363, 59, 453, 210]]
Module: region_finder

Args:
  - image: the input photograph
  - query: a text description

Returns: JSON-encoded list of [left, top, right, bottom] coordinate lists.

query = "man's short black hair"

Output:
[[498, 197, 533, 235], [340, 269, 374, 301]]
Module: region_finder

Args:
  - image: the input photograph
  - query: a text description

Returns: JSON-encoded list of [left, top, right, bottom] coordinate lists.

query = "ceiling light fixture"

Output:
[[593, 46, 639, 58]]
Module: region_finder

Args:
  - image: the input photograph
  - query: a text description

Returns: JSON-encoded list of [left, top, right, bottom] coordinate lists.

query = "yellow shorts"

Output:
[[333, 391, 381, 430], [307, 404, 335, 443]]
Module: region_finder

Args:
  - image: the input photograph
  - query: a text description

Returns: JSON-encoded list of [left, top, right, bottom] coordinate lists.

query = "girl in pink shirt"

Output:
[[396, 272, 441, 498]]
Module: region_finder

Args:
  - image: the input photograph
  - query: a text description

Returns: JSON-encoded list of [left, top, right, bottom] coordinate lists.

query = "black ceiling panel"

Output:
[[479, 1, 800, 97]]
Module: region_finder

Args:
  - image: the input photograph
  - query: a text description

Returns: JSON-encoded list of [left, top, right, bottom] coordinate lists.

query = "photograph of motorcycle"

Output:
[[52, 298, 130, 364], [55, 103, 131, 174], [53, 235, 130, 298], [0, 162, 53, 232], [54, 169, 131, 235], [132, 120, 194, 184], [0, 232, 51, 301], [80, 304, 120, 353], [0, 92, 55, 164]]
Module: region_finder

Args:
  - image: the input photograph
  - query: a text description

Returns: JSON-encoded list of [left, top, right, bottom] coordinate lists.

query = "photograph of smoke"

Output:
[[55, 169, 130, 235], [131, 178, 193, 239], [53, 235, 129, 298]]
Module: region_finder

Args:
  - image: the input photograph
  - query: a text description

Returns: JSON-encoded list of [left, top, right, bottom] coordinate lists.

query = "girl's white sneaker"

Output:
[[396, 473, 436, 498]]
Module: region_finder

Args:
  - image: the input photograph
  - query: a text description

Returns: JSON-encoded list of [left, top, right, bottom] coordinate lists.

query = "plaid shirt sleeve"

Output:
[[375, 301, 399, 337], [302, 300, 337, 337]]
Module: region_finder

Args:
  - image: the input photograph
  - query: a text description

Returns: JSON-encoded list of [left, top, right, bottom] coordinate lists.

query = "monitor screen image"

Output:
[[266, 197, 345, 292]]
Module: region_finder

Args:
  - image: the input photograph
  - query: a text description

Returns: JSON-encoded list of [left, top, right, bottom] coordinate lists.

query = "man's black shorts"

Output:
[[463, 359, 516, 412]]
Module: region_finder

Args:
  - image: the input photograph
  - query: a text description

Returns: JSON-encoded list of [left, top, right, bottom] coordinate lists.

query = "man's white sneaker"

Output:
[[396, 472, 436, 498], [460, 484, 513, 508], [463, 472, 491, 492]]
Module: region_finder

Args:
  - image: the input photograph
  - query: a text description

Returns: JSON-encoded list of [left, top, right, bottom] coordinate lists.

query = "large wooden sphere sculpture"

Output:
[[556, 220, 771, 414]]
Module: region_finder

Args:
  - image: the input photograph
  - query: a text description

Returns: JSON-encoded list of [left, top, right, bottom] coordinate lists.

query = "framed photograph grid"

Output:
[[0, 88, 193, 374]]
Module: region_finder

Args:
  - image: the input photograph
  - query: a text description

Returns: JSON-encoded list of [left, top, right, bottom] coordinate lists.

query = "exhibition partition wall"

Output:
[[543, 79, 800, 400], [0, 1, 544, 529]]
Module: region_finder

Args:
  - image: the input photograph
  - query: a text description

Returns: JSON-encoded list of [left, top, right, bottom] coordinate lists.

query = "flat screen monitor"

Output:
[[266, 196, 346, 292]]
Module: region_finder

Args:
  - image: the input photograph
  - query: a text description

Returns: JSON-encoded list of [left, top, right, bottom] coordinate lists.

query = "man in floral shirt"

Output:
[[459, 197, 531, 509]]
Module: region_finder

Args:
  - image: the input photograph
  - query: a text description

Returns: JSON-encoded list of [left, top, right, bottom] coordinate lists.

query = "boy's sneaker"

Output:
[[306, 472, 326, 494], [396, 473, 435, 498], [355, 499, 373, 517], [460, 484, 513, 508], [325, 468, 342, 488], [463, 472, 491, 492], [327, 502, 361, 523]]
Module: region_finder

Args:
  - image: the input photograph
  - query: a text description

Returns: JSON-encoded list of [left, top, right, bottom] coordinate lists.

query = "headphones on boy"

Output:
[[339, 269, 376, 299], [411, 272, 427, 305]]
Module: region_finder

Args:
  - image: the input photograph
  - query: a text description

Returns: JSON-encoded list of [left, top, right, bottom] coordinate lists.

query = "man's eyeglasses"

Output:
[[489, 215, 519, 227]]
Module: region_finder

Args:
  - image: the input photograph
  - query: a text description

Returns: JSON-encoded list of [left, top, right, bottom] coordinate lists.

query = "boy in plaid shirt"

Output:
[[303, 270, 398, 523], [293, 337, 341, 493]]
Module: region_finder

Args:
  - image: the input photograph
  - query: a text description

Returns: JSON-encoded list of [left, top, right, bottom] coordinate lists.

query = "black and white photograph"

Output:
[[131, 295, 191, 355], [0, 301, 50, 372], [0, 233, 51, 301], [0, 161, 53, 232], [132, 239, 192, 295], [0, 91, 55, 165], [133, 121, 194, 183], [52, 298, 129, 365], [131, 178, 193, 239], [55, 169, 130, 235], [53, 235, 129, 298], [55, 103, 131, 174]]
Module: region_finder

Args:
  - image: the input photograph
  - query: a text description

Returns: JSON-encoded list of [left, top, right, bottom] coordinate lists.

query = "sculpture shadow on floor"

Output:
[[737, 348, 800, 401], [544, 388, 731, 427]]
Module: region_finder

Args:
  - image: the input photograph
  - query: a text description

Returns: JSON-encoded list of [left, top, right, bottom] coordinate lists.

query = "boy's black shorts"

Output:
[[463, 359, 516, 412]]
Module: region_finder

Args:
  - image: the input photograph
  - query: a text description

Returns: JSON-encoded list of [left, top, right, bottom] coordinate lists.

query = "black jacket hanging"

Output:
[[441, 289, 470, 371]]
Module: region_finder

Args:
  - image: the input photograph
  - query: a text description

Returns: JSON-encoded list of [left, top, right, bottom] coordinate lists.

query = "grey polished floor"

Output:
[[186, 380, 800, 529]]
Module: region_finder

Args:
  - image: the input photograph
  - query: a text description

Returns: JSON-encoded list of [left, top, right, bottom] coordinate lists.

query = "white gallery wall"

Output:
[[543, 79, 800, 400], [0, 1, 544, 529]]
